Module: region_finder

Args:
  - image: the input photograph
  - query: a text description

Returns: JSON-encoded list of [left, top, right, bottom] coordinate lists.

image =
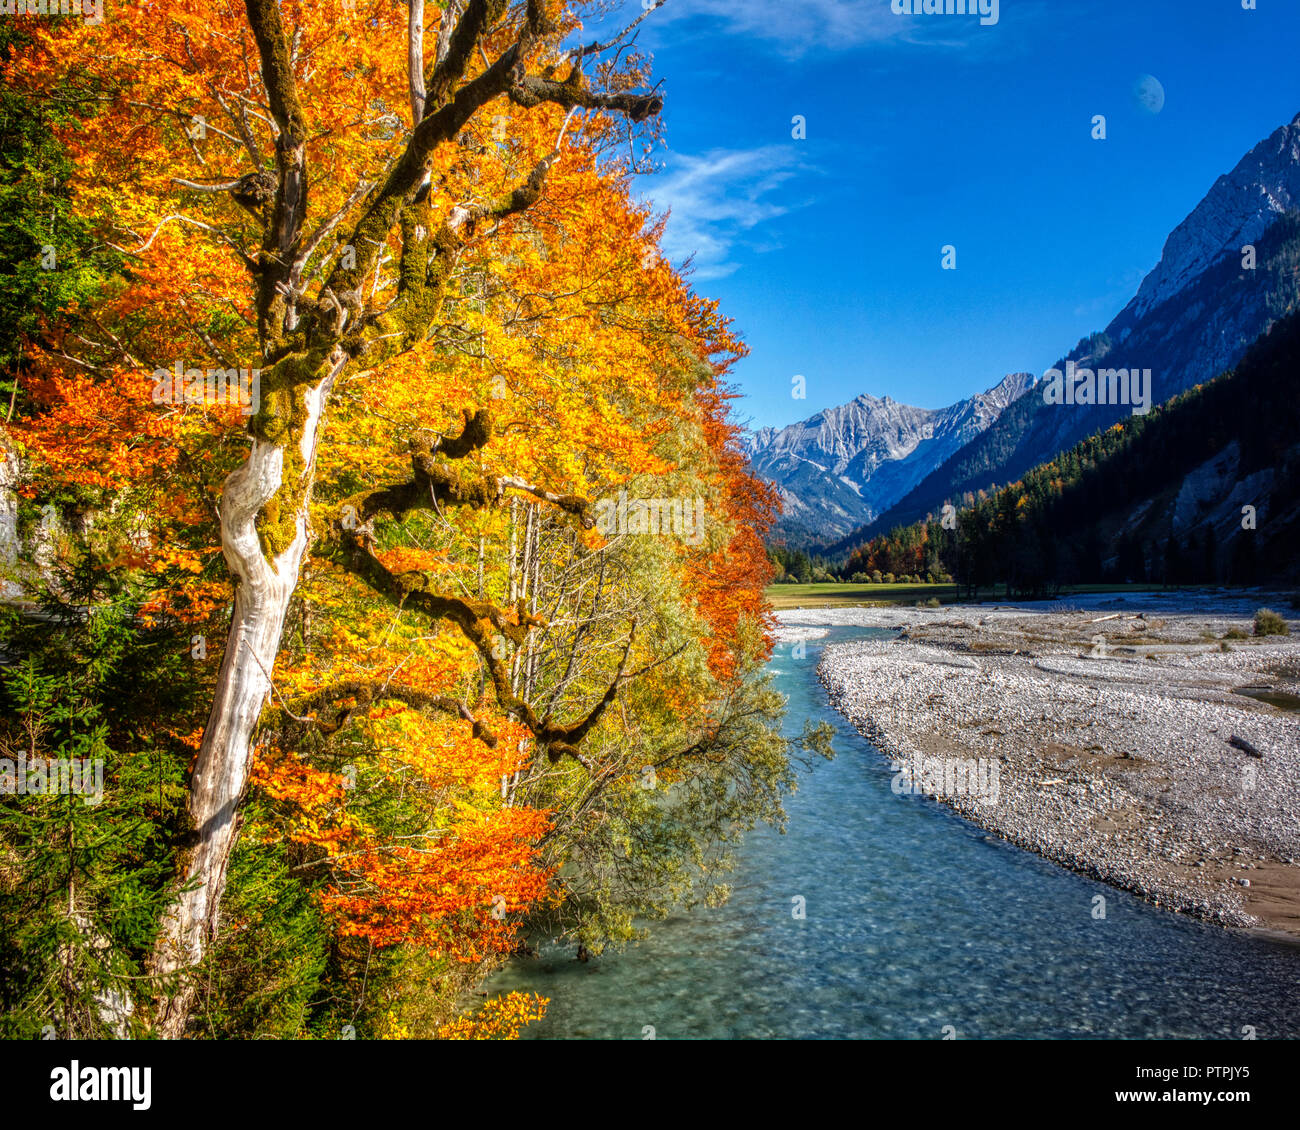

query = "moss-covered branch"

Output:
[[276, 679, 498, 747]]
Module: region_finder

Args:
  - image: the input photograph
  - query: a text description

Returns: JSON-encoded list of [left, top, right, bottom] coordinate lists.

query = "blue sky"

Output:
[[598, 0, 1300, 429]]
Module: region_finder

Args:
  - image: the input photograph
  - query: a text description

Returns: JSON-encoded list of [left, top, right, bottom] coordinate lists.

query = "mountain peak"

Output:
[[1128, 110, 1300, 319], [980, 371, 1036, 404], [746, 373, 1036, 543]]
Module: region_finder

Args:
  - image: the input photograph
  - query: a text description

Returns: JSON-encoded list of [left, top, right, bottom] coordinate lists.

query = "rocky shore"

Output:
[[795, 592, 1300, 937]]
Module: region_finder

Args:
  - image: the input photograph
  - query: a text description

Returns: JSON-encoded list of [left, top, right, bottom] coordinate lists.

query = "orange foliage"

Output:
[[2, 0, 782, 1025]]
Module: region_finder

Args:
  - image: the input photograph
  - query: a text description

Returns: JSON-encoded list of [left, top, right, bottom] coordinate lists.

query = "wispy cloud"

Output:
[[638, 146, 809, 280], [623, 0, 1046, 58], [658, 0, 906, 54]]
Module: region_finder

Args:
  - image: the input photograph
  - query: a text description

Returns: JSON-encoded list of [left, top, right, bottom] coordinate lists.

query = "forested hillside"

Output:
[[839, 307, 1300, 594]]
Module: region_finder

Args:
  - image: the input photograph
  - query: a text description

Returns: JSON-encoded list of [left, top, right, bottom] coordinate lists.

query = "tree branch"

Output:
[[329, 524, 639, 767], [244, 0, 311, 347], [408, 0, 426, 125], [279, 679, 498, 746], [336, 408, 592, 531], [508, 72, 663, 123]]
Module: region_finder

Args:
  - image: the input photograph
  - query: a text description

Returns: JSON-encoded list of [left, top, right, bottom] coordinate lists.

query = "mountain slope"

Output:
[[843, 305, 1300, 591], [830, 110, 1300, 555]]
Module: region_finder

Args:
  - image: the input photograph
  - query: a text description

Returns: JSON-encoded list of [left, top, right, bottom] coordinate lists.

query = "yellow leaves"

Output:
[[434, 992, 548, 1041], [364, 710, 519, 797], [375, 546, 454, 577]]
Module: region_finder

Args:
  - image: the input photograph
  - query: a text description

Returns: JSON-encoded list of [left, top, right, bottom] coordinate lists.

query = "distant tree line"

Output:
[[768, 545, 833, 584]]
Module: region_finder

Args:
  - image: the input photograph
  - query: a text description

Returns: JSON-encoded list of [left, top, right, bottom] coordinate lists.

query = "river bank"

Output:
[[801, 591, 1300, 938]]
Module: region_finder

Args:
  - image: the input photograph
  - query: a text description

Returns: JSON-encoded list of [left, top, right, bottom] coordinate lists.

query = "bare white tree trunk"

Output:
[[0, 435, 20, 599], [152, 364, 337, 1037]]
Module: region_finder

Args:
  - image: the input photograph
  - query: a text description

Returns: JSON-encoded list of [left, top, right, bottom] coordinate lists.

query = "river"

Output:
[[487, 626, 1300, 1039]]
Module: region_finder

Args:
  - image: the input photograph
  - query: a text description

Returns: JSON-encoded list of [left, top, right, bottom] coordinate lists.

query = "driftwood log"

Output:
[[1229, 734, 1264, 759]]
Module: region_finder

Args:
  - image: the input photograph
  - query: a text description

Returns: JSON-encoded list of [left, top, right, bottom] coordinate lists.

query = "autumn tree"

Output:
[[4, 0, 823, 1039], [13, 0, 672, 1034]]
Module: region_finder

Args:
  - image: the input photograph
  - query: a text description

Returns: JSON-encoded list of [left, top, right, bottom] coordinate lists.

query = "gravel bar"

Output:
[[796, 591, 1300, 937]]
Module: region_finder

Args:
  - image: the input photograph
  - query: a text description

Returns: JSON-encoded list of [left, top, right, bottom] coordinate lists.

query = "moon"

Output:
[[1133, 74, 1166, 115]]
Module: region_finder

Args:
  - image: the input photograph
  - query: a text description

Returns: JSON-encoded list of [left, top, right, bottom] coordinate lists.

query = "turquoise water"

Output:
[[488, 627, 1300, 1039]]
